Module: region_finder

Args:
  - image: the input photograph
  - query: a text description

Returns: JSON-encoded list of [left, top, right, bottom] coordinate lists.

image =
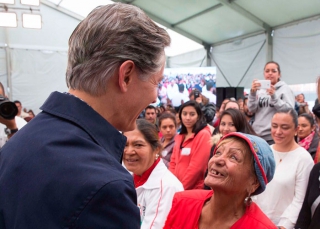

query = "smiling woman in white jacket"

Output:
[[123, 119, 183, 229]]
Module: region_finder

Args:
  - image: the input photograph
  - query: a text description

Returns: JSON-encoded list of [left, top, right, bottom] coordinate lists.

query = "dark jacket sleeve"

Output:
[[73, 180, 140, 229], [295, 164, 320, 229]]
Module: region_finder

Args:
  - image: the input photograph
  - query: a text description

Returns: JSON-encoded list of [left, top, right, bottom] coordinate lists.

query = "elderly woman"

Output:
[[164, 132, 277, 228], [123, 119, 183, 229]]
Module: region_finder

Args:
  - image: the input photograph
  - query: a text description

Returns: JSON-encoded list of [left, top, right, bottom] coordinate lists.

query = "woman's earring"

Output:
[[155, 154, 159, 160], [244, 195, 252, 207]]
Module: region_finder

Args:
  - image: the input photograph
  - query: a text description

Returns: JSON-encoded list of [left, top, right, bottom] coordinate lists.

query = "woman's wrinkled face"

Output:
[[205, 139, 257, 194], [160, 118, 176, 141], [123, 129, 157, 176], [181, 106, 198, 130], [298, 116, 314, 139], [271, 113, 297, 146], [219, 114, 237, 136], [264, 63, 280, 85]]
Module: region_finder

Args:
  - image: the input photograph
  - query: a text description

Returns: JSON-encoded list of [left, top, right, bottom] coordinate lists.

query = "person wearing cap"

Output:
[[164, 132, 277, 229], [254, 107, 314, 229]]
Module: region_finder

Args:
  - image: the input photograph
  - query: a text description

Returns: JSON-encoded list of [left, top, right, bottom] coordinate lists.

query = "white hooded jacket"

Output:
[[136, 159, 183, 229]]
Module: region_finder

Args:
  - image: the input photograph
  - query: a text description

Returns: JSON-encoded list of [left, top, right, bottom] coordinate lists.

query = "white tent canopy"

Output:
[[0, 0, 320, 114]]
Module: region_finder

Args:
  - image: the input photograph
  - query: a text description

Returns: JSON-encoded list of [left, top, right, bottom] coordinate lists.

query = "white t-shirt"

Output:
[[171, 92, 189, 107], [253, 145, 313, 229], [0, 116, 27, 148]]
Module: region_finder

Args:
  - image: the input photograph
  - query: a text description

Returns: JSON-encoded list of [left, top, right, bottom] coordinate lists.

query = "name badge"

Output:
[[181, 148, 191, 156]]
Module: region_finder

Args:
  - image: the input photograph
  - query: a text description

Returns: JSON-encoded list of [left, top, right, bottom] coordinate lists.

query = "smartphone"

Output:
[[194, 91, 200, 99], [257, 80, 271, 89]]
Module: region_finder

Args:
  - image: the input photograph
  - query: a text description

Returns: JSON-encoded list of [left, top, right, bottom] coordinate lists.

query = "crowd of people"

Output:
[[0, 2, 319, 229]]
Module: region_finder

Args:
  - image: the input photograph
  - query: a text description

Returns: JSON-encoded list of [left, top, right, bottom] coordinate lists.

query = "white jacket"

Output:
[[136, 159, 183, 229]]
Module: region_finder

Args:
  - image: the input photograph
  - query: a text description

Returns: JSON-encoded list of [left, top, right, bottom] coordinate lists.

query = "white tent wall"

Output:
[[0, 4, 80, 114], [273, 17, 320, 85], [211, 33, 267, 88], [0, 49, 7, 91], [11, 49, 68, 114], [167, 48, 207, 68]]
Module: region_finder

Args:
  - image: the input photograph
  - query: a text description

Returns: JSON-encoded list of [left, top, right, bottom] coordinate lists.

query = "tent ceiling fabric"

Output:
[[113, 0, 320, 46]]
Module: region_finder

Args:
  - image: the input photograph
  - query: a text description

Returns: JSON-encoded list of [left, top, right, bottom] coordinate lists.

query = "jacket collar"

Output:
[[40, 91, 126, 163], [136, 159, 167, 190]]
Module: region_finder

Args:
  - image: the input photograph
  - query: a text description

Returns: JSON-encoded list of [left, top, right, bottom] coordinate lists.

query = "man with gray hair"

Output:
[[0, 3, 170, 229]]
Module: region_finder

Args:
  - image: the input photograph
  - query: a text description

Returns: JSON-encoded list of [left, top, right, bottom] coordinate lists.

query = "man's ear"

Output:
[[118, 60, 136, 93]]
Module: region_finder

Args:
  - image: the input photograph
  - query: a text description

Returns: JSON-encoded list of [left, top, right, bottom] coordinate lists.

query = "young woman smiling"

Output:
[[123, 119, 183, 229], [254, 108, 314, 229], [297, 113, 319, 159], [169, 100, 211, 190]]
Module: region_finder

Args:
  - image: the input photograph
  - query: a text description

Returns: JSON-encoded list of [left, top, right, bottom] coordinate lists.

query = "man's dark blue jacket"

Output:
[[0, 92, 140, 229]]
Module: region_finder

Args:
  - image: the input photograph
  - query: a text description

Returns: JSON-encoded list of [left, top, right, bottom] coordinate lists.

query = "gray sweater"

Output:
[[247, 81, 295, 141]]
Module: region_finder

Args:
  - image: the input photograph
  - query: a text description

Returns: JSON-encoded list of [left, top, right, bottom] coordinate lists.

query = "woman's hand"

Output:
[[267, 85, 275, 96], [250, 79, 261, 93]]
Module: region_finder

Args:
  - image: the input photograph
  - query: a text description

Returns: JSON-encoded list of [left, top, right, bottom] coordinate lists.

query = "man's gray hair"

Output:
[[66, 3, 170, 96]]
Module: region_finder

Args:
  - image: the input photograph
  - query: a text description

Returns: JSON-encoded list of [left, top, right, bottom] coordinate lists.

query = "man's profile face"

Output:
[[145, 108, 156, 124], [121, 53, 165, 132], [243, 99, 254, 117]]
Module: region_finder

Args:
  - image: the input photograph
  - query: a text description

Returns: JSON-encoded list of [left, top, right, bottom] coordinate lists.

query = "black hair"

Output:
[[179, 100, 207, 136], [264, 61, 281, 74], [219, 109, 257, 135], [274, 107, 298, 128], [145, 105, 156, 112], [158, 112, 177, 127], [136, 119, 162, 152], [298, 113, 315, 127]]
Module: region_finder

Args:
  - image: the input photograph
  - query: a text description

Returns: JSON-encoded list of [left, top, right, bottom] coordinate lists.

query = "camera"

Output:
[[194, 91, 200, 99], [0, 96, 18, 119]]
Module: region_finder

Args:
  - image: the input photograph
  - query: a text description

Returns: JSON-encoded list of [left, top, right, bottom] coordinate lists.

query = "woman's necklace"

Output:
[[274, 143, 296, 163]]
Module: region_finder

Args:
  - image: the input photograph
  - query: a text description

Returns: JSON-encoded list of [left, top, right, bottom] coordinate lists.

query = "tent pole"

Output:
[[205, 45, 212, 67], [4, 28, 13, 100], [266, 29, 273, 61]]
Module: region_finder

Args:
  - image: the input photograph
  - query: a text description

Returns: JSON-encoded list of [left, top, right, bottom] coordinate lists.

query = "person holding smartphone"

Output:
[[247, 61, 295, 145]]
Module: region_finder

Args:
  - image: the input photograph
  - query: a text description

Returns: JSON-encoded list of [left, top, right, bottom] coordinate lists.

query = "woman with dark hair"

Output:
[[297, 113, 319, 159], [211, 109, 257, 147], [159, 112, 177, 167], [248, 61, 295, 145], [254, 107, 313, 229], [169, 100, 212, 190], [122, 119, 183, 229]]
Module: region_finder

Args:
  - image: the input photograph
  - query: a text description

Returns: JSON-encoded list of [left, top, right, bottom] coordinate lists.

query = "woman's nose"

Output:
[[124, 146, 135, 155], [275, 127, 282, 134], [214, 157, 226, 166]]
